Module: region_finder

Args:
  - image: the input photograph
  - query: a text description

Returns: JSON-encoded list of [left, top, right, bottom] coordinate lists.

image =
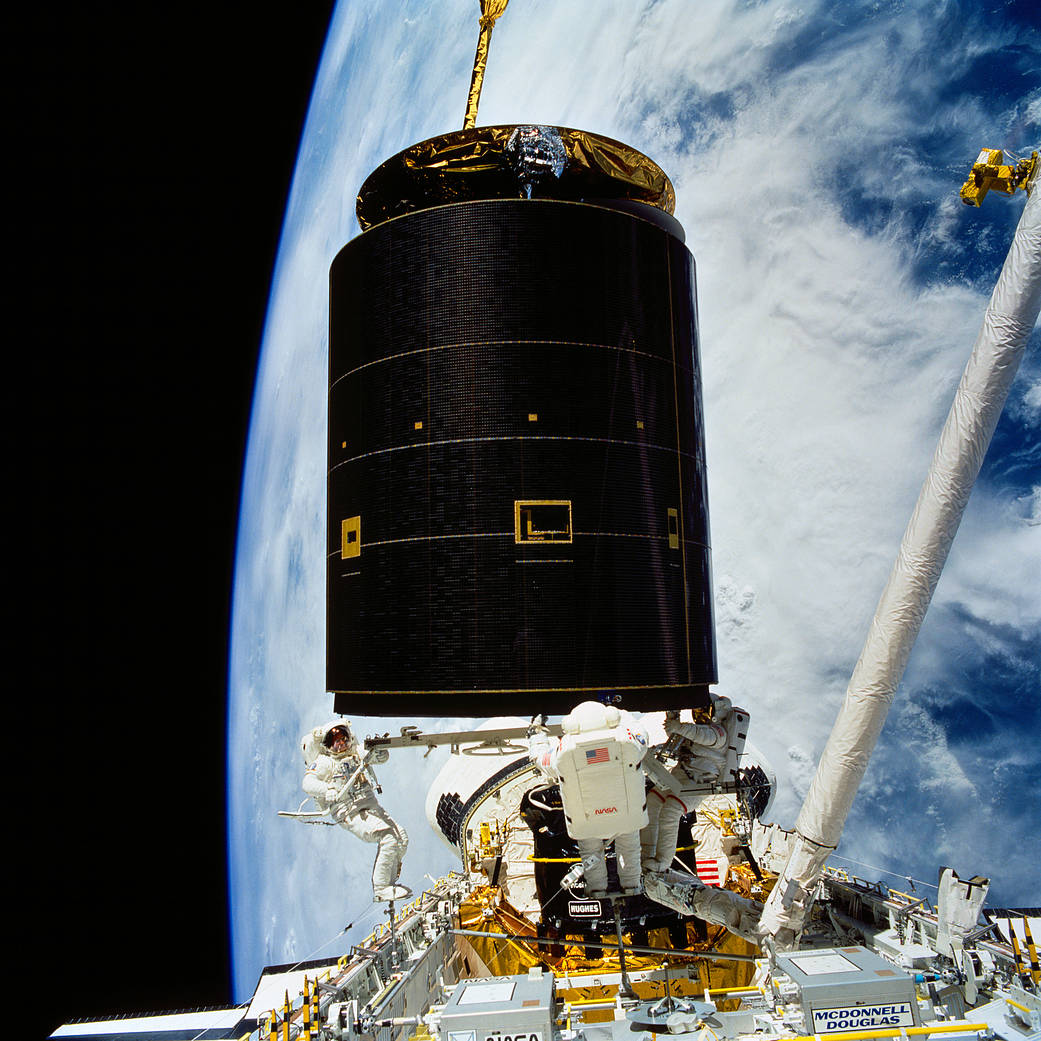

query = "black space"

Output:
[[23, 5, 336, 1034]]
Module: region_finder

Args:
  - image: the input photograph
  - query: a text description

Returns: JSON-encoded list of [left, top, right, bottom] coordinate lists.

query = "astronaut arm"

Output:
[[527, 729, 560, 780], [303, 754, 345, 805], [302, 767, 332, 803], [664, 716, 727, 750]]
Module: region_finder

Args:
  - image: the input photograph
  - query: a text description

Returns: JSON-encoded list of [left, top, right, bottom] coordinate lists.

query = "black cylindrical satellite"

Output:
[[328, 125, 716, 717]]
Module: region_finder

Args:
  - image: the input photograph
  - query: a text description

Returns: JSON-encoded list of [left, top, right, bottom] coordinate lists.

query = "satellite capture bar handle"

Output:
[[364, 723, 562, 756]]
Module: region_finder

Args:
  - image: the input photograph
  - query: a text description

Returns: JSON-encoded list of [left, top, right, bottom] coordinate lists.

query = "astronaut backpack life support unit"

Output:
[[550, 702, 647, 839], [529, 701, 649, 896]]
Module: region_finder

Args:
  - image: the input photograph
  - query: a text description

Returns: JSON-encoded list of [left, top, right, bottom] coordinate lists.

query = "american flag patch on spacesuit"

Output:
[[695, 856, 727, 886], [585, 746, 610, 764]]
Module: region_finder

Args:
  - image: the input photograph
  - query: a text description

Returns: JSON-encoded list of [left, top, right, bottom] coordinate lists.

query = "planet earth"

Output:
[[228, 0, 1040, 1003]]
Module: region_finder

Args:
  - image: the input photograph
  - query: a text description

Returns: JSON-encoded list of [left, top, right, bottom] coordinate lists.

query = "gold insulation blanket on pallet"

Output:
[[455, 886, 758, 997], [457, 888, 542, 977]]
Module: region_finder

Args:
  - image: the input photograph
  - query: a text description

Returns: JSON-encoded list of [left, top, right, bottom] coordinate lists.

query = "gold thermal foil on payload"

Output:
[[356, 125, 676, 230]]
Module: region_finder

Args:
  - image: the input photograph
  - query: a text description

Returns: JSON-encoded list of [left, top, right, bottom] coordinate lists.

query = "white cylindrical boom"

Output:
[[759, 180, 1041, 949]]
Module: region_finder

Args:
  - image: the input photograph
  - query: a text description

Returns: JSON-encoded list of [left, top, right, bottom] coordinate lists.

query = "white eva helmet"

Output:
[[319, 719, 356, 759], [561, 700, 621, 735]]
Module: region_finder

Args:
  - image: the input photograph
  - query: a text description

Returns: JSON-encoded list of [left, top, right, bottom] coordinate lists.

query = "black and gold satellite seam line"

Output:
[[330, 338, 688, 388], [327, 531, 711, 558], [331, 532, 512, 554], [330, 434, 698, 471], [328, 683, 698, 695]]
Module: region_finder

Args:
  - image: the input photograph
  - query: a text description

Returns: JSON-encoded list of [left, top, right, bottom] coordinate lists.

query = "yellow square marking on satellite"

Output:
[[342, 515, 361, 559], [528, 413, 538, 422], [668, 508, 680, 550], [414, 420, 423, 430], [636, 420, 644, 430], [515, 500, 572, 544], [341, 440, 347, 448]]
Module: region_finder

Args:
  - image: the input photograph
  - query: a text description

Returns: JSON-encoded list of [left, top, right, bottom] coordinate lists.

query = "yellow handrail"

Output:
[[1003, 996, 1033, 1014], [812, 1023, 987, 1041]]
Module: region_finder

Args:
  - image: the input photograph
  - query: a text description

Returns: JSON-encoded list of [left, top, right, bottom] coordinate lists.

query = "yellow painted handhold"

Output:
[[959, 148, 1038, 206], [668, 508, 680, 550], [342, 515, 361, 559], [1004, 996, 1032, 1014]]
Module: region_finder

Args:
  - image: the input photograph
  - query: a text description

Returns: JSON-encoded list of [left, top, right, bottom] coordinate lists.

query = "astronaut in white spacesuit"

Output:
[[641, 695, 748, 874], [528, 701, 648, 896], [301, 720, 410, 902]]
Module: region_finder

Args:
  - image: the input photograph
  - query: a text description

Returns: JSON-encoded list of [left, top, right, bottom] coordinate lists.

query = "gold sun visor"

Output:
[[356, 125, 676, 231]]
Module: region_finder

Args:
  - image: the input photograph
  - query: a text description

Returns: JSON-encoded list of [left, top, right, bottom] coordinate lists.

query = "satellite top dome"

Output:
[[355, 124, 677, 232]]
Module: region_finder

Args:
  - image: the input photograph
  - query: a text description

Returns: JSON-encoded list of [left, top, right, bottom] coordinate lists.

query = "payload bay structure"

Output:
[[48, 873, 1041, 1041]]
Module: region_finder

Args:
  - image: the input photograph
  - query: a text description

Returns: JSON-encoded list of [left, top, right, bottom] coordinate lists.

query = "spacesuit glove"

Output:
[[326, 786, 343, 804], [664, 715, 685, 736], [526, 713, 549, 737], [370, 748, 389, 765]]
